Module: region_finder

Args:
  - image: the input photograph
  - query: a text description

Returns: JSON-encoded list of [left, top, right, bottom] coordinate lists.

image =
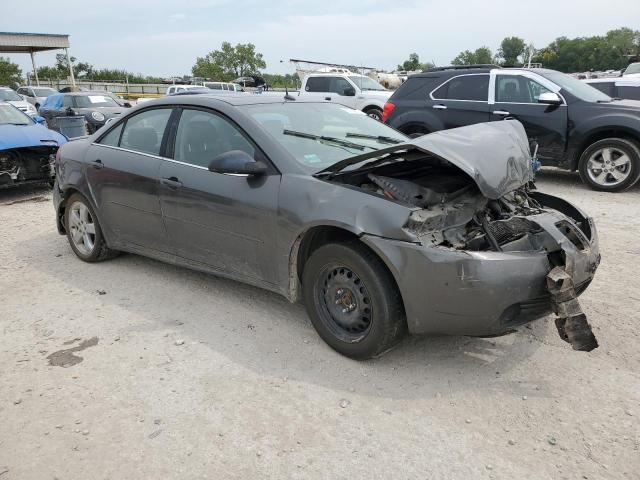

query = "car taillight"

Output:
[[382, 102, 395, 123]]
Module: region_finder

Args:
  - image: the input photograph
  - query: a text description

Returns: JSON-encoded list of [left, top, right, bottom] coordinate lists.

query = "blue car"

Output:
[[0, 102, 67, 188]]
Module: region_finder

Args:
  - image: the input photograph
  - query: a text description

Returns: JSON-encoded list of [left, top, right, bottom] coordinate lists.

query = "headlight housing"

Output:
[[91, 111, 105, 122]]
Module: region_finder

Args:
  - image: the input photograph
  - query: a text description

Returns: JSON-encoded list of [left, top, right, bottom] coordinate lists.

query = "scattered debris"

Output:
[[96, 289, 107, 295], [47, 337, 99, 367], [174, 339, 185, 346], [508, 440, 516, 446], [339, 399, 350, 408], [465, 419, 472, 424], [548, 436, 557, 446], [148, 429, 163, 439], [154, 419, 161, 425], [81, 430, 89, 436], [13, 398, 22, 405]]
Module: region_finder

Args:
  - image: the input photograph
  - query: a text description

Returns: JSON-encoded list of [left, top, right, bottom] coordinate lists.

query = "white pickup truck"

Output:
[[297, 73, 392, 120]]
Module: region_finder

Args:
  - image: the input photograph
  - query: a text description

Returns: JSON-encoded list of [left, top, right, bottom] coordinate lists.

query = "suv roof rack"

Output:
[[422, 64, 502, 73]]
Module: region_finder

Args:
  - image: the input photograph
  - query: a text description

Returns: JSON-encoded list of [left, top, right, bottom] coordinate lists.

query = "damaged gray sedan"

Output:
[[53, 95, 600, 359]]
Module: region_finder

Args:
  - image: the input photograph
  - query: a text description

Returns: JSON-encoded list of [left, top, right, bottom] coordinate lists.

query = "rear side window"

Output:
[[306, 77, 330, 92], [99, 123, 124, 147], [432, 74, 489, 101], [120, 108, 173, 155]]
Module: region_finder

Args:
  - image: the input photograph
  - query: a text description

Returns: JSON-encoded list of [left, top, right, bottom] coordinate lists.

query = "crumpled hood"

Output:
[[0, 123, 67, 151], [318, 120, 532, 199], [411, 120, 532, 199]]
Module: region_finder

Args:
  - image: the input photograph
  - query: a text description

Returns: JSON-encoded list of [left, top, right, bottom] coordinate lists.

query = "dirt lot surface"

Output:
[[0, 170, 638, 480]]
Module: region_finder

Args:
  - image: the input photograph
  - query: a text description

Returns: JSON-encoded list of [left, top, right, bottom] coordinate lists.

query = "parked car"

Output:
[[622, 62, 640, 78], [232, 75, 267, 89], [383, 65, 640, 192], [297, 72, 392, 120], [203, 81, 244, 92], [53, 95, 599, 358], [39, 92, 129, 134], [0, 87, 38, 117], [584, 77, 640, 101], [16, 86, 58, 109], [0, 102, 66, 188], [166, 85, 206, 95], [58, 86, 89, 93]]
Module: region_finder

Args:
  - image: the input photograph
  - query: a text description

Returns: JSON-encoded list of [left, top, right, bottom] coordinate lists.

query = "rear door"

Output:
[[85, 107, 174, 251], [429, 74, 491, 129], [158, 107, 281, 285], [490, 73, 568, 162]]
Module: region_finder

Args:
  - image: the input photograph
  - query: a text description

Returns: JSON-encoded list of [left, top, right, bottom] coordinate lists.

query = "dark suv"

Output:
[[383, 65, 640, 192]]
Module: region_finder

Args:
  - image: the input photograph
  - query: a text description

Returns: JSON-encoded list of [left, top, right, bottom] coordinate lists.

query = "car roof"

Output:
[[145, 92, 322, 107]]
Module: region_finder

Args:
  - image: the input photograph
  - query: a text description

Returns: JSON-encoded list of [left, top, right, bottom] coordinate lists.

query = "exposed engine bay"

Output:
[[336, 156, 589, 252], [0, 146, 57, 188]]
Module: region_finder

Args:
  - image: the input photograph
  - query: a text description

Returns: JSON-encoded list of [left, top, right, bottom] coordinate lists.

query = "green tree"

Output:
[[498, 36, 526, 66], [55, 53, 93, 78], [396, 53, 434, 71], [0, 57, 22, 88], [192, 42, 266, 80], [451, 47, 493, 65]]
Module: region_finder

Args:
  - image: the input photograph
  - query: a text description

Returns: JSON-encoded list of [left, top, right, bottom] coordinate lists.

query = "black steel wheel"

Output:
[[302, 242, 406, 359]]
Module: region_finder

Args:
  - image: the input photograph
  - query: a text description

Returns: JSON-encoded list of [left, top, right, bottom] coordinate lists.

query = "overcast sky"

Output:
[[5, 0, 639, 78]]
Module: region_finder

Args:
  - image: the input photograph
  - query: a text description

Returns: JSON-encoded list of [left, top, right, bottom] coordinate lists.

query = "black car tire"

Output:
[[365, 108, 383, 122], [578, 138, 640, 192], [65, 193, 118, 262], [302, 242, 406, 359]]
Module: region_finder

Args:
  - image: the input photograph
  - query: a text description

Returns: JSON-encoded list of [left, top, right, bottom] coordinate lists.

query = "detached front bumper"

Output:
[[361, 210, 600, 337]]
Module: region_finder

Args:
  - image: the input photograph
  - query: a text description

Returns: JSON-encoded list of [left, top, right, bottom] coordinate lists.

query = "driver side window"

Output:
[[496, 75, 552, 103], [173, 109, 255, 168], [329, 77, 353, 96]]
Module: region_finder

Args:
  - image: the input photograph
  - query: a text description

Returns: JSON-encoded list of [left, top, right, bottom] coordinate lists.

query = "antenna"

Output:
[[284, 86, 295, 101]]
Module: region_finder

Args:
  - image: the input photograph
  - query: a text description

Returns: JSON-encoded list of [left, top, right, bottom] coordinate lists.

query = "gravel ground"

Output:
[[0, 169, 638, 480]]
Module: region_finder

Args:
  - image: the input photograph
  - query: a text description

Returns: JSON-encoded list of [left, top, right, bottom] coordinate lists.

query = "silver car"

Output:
[[17, 86, 58, 110]]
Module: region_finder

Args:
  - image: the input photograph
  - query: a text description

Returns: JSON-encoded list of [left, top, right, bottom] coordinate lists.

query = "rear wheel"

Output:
[[65, 193, 118, 262], [578, 138, 640, 192], [365, 108, 383, 122], [302, 242, 406, 359]]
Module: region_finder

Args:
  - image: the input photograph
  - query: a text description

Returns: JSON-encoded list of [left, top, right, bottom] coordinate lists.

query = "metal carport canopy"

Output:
[[0, 32, 74, 87]]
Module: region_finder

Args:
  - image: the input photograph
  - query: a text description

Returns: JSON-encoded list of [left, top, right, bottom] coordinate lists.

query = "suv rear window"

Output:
[[432, 74, 489, 101]]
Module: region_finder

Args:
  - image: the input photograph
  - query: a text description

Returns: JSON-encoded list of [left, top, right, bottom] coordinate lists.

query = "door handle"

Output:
[[432, 104, 447, 110], [92, 159, 103, 169], [493, 110, 511, 116], [324, 97, 332, 101], [160, 177, 183, 189]]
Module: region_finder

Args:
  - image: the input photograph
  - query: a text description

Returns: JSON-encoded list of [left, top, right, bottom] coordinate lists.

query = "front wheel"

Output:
[[65, 193, 118, 262], [302, 242, 406, 359], [578, 138, 640, 192]]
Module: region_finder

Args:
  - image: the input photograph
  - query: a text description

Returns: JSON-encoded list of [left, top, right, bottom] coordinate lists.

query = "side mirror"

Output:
[[538, 92, 562, 105], [123, 102, 132, 108], [343, 86, 356, 96], [34, 115, 46, 125], [208, 150, 267, 176]]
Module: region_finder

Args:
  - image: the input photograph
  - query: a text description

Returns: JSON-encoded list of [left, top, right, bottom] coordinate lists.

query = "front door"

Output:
[[158, 107, 281, 285], [305, 76, 358, 108], [491, 74, 568, 163], [429, 73, 491, 130], [85, 107, 173, 251]]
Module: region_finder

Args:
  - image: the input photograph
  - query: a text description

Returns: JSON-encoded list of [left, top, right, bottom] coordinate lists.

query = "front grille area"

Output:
[[487, 217, 541, 245], [555, 220, 587, 250]]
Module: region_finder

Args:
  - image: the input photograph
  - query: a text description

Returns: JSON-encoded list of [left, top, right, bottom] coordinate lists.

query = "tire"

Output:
[[578, 138, 640, 192], [302, 242, 406, 359], [64, 193, 118, 262], [365, 108, 383, 122]]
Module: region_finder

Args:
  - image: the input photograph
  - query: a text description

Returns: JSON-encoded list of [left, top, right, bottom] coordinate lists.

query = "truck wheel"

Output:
[[65, 193, 118, 262], [578, 138, 640, 192], [302, 242, 406, 360], [365, 108, 383, 121]]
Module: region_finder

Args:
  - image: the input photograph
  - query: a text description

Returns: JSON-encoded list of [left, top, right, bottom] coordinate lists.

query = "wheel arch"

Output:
[[573, 127, 640, 170], [287, 225, 406, 316]]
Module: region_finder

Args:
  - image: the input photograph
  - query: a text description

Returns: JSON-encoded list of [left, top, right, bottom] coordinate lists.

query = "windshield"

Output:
[[74, 94, 120, 108], [540, 71, 612, 102], [33, 87, 57, 97], [242, 103, 407, 172], [625, 63, 640, 75], [348, 76, 387, 91], [0, 89, 23, 101], [0, 103, 32, 125]]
